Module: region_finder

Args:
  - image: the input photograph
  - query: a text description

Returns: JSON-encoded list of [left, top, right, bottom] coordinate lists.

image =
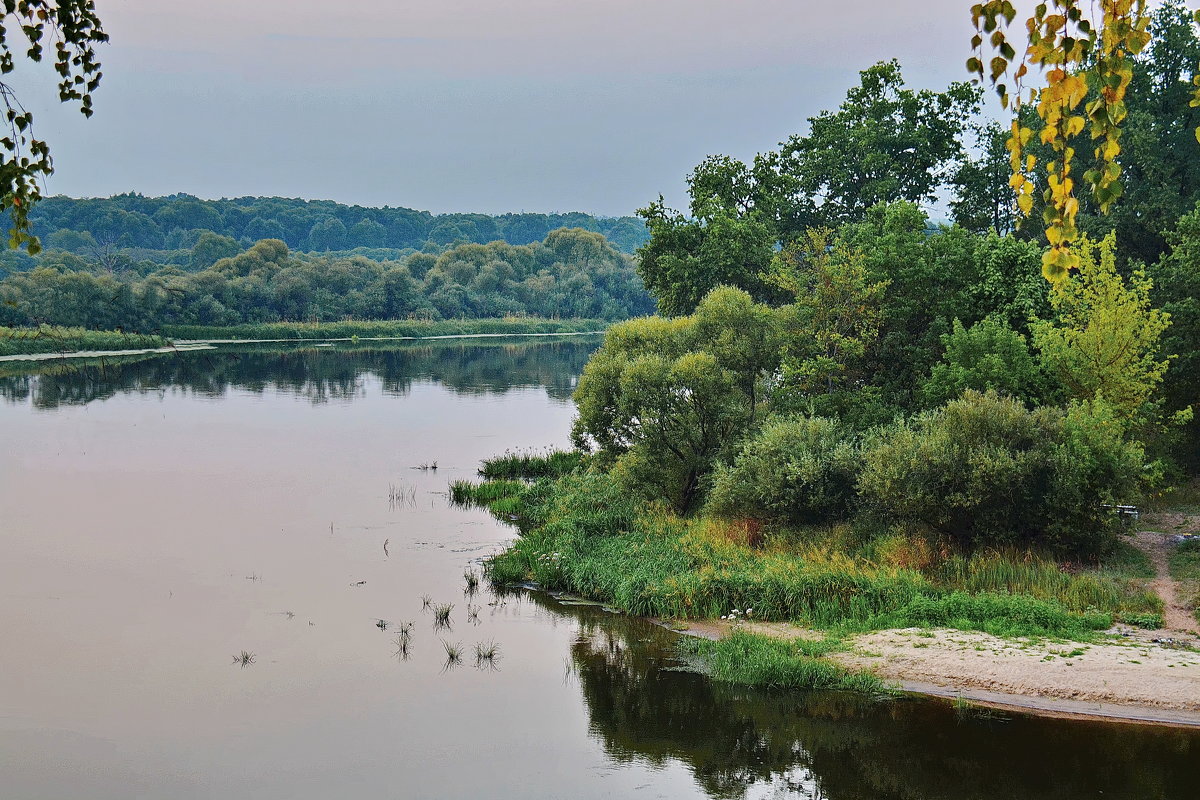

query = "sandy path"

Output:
[[1131, 529, 1198, 634]]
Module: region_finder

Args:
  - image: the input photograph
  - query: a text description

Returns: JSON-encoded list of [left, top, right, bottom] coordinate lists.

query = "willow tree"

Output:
[[968, 1, 1199, 280]]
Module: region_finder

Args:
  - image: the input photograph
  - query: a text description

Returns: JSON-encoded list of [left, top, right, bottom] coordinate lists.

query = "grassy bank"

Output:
[[462, 470, 1162, 641], [163, 318, 609, 341], [678, 630, 890, 692], [0, 325, 169, 356]]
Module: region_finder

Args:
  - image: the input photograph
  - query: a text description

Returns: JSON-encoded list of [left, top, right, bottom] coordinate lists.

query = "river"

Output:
[[1, 339, 1196, 799]]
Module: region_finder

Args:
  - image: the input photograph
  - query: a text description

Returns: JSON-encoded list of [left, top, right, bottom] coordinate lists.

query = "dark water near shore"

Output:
[[1, 340, 1197, 800]]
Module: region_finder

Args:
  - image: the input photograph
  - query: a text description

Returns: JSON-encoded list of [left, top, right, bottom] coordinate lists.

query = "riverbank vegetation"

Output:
[[0, 228, 654, 332], [0, 325, 168, 356], [454, 8, 1200, 685], [162, 318, 606, 342]]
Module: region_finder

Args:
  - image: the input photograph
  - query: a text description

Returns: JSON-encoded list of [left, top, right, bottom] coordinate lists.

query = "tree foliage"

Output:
[[0, 2, 107, 254], [0, 228, 655, 329], [969, 0, 1200, 279], [636, 62, 977, 316], [571, 287, 780, 512], [1032, 234, 1170, 421]]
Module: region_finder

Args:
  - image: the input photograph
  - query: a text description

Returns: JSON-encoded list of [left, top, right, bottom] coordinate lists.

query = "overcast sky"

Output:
[[17, 0, 986, 216]]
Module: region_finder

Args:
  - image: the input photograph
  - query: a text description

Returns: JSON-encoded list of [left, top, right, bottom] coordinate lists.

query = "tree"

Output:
[[1032, 234, 1171, 422], [307, 217, 347, 252], [780, 60, 980, 225], [921, 317, 1042, 407], [348, 217, 386, 248], [636, 61, 976, 317], [950, 121, 1017, 234], [191, 232, 240, 270], [767, 229, 889, 408], [636, 199, 776, 316], [968, 0, 1200, 279], [0, 2, 107, 254]]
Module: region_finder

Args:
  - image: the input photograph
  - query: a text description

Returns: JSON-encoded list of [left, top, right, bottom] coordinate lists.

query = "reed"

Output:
[[474, 640, 501, 667], [479, 449, 584, 480], [433, 603, 454, 629], [441, 640, 463, 664]]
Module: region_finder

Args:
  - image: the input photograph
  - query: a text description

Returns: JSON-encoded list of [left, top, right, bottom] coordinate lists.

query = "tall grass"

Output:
[[480, 472, 1155, 639], [479, 449, 584, 480], [933, 550, 1162, 623], [162, 318, 607, 341], [1170, 539, 1200, 623], [0, 324, 169, 356]]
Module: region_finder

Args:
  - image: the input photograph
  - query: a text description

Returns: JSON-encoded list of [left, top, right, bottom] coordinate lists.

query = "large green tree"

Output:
[[780, 60, 980, 226], [636, 61, 978, 317]]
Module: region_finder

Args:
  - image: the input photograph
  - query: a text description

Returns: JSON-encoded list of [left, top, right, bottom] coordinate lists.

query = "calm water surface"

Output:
[[1, 340, 1197, 800]]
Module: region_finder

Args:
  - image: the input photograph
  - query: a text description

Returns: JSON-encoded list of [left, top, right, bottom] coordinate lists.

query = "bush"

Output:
[[706, 416, 860, 525], [858, 390, 1143, 555]]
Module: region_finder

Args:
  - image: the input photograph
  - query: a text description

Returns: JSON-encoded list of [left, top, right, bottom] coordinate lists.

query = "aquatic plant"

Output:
[[474, 640, 501, 668], [232, 650, 256, 668], [463, 568, 480, 594], [433, 603, 454, 629], [478, 449, 583, 480], [441, 639, 463, 664]]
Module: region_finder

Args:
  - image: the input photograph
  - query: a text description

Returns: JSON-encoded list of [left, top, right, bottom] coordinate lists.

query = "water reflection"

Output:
[[0, 336, 598, 408], [540, 594, 1200, 800]]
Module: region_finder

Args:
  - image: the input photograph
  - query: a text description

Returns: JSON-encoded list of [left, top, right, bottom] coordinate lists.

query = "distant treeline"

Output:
[[0, 228, 656, 331], [0, 194, 649, 270]]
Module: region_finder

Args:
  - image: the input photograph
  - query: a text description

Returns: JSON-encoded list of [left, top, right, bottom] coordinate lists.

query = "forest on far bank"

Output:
[[0, 227, 656, 329]]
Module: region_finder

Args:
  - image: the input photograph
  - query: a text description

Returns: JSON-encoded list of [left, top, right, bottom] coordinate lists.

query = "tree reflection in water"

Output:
[[0, 337, 599, 409], [545, 594, 1199, 800]]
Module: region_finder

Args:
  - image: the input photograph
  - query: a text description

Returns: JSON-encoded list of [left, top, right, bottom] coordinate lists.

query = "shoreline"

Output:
[[665, 617, 1200, 728], [0, 330, 605, 363]]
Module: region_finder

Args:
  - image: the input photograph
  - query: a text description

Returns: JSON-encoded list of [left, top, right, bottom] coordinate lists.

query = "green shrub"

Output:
[[858, 390, 1143, 555], [706, 416, 860, 525], [921, 317, 1042, 407]]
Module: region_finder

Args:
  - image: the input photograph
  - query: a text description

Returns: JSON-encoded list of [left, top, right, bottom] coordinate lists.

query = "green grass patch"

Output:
[[162, 318, 608, 341], [479, 449, 584, 480], [1170, 539, 1200, 584], [0, 325, 169, 356], [678, 630, 890, 692], [1170, 539, 1200, 624]]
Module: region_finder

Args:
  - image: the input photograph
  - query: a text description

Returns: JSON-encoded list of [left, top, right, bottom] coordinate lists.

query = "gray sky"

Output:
[[19, 0, 982, 216]]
